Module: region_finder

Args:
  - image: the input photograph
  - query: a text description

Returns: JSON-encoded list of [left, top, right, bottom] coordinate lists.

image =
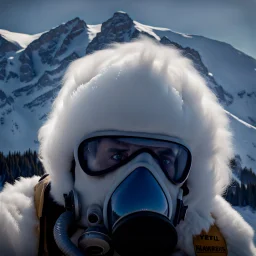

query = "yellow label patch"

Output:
[[193, 225, 228, 256]]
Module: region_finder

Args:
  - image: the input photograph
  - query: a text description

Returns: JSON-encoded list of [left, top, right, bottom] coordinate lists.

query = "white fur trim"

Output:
[[212, 195, 256, 256], [0, 176, 40, 256]]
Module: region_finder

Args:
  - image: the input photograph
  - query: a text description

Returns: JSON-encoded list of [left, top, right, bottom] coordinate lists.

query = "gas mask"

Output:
[[53, 132, 191, 256]]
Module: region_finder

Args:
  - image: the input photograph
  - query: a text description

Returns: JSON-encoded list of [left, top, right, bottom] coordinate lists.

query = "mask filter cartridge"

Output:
[[78, 205, 112, 256]]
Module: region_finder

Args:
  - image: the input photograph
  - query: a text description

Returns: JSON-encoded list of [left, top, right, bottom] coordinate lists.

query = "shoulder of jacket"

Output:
[[0, 176, 40, 255]]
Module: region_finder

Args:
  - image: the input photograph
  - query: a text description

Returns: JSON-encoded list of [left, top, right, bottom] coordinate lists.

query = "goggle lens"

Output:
[[78, 136, 191, 184]]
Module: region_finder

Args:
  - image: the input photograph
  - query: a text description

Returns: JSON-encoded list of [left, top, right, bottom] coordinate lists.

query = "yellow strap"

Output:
[[193, 224, 228, 256], [34, 175, 51, 219], [34, 175, 51, 255]]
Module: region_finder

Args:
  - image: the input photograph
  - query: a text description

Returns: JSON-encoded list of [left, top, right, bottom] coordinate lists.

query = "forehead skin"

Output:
[[94, 138, 177, 164]]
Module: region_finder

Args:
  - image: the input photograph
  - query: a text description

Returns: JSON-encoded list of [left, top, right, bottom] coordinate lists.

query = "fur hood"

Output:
[[37, 38, 254, 254]]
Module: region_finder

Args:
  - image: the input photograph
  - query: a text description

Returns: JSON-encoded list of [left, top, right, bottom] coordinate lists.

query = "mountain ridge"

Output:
[[0, 11, 255, 173]]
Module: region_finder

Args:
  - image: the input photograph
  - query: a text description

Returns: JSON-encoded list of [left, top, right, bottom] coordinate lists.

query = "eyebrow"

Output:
[[107, 139, 131, 147], [108, 148, 129, 153], [157, 148, 176, 157]]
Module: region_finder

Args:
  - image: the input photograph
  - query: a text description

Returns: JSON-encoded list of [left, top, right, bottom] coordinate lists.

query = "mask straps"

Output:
[[173, 188, 188, 226], [70, 158, 76, 182], [64, 190, 81, 221]]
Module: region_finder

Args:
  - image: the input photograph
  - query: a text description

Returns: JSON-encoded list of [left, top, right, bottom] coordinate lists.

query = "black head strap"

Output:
[[173, 187, 188, 227]]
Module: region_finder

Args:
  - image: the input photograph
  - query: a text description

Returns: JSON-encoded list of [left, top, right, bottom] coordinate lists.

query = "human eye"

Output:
[[162, 158, 172, 165], [159, 152, 175, 166], [110, 151, 128, 162], [161, 156, 175, 165]]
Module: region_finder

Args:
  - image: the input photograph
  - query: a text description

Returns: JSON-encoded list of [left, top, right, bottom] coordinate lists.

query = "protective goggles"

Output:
[[76, 132, 192, 185]]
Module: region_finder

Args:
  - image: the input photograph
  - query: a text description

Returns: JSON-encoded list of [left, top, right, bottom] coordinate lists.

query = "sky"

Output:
[[0, 0, 255, 58]]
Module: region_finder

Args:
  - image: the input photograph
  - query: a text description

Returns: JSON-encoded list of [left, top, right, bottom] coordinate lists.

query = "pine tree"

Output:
[[0, 150, 45, 188]]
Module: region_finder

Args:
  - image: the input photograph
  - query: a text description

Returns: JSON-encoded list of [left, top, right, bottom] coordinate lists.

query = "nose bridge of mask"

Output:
[[128, 151, 163, 171], [113, 151, 166, 186], [131, 151, 156, 164]]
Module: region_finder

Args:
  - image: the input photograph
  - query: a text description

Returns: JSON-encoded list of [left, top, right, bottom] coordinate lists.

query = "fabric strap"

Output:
[[34, 174, 51, 219]]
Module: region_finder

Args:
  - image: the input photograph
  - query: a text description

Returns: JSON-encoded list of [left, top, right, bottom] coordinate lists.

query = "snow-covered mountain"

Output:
[[0, 11, 255, 172]]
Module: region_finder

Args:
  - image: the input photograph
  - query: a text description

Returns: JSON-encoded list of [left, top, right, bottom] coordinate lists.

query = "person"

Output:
[[0, 38, 255, 256]]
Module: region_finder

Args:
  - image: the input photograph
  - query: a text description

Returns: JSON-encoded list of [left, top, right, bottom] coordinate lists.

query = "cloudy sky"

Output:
[[1, 0, 255, 58]]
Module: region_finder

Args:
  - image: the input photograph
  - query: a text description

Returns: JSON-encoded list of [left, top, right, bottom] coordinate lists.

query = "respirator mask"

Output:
[[53, 132, 192, 256]]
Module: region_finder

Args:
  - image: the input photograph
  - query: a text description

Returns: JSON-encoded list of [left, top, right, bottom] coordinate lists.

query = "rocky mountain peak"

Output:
[[86, 11, 136, 54], [65, 17, 83, 27], [101, 11, 133, 33], [27, 17, 86, 53], [54, 18, 87, 59], [160, 36, 233, 105], [112, 11, 132, 21], [17, 17, 87, 83], [0, 35, 20, 58]]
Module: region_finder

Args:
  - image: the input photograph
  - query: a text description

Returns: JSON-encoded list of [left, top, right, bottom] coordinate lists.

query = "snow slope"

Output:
[[226, 111, 256, 172], [0, 29, 43, 49], [134, 21, 256, 127]]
